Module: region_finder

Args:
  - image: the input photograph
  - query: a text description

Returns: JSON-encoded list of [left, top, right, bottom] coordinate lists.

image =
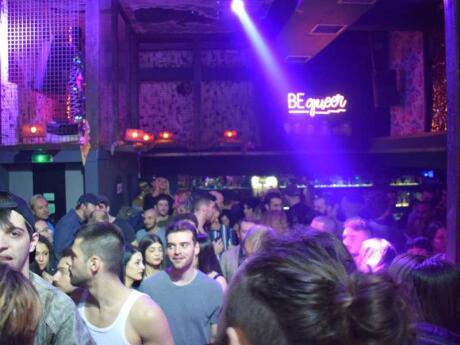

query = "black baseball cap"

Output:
[[0, 191, 36, 233], [98, 195, 110, 207], [284, 184, 300, 197], [76, 193, 101, 207]]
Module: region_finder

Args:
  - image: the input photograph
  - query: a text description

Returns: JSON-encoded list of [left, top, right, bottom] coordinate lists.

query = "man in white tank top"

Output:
[[69, 222, 174, 345]]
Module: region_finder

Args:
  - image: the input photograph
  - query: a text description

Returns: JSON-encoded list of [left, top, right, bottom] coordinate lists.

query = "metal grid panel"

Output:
[[1, 0, 83, 145]]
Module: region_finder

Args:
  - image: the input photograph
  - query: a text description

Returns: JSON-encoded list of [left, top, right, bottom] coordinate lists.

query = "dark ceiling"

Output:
[[119, 0, 274, 35], [118, 0, 444, 60]]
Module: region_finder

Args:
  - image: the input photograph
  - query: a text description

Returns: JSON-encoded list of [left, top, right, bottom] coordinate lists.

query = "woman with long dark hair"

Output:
[[122, 245, 145, 289], [30, 235, 57, 283], [389, 254, 460, 344], [139, 234, 164, 279]]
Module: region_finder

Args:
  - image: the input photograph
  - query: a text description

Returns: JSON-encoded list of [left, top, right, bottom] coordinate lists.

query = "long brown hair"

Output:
[[0, 263, 41, 345]]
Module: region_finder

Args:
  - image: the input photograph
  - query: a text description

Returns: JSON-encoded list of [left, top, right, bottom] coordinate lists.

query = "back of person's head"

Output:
[[173, 212, 199, 228], [0, 263, 41, 345], [388, 253, 426, 285], [406, 236, 432, 256], [242, 225, 276, 257], [310, 215, 337, 234], [193, 194, 214, 212], [343, 217, 370, 234], [299, 230, 356, 274], [216, 236, 413, 345], [75, 222, 125, 275], [410, 257, 460, 333], [426, 221, 445, 240], [166, 220, 198, 243], [356, 238, 396, 273]]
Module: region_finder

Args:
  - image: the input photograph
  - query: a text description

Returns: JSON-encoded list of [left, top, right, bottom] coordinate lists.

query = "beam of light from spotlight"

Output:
[[232, 1, 290, 95], [231, 0, 245, 15]]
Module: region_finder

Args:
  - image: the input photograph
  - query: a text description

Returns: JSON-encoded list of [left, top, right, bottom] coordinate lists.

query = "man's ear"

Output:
[[226, 327, 249, 345], [88, 255, 101, 273], [194, 241, 200, 256], [29, 232, 39, 253]]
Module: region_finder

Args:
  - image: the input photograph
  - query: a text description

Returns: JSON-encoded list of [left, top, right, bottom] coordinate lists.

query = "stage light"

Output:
[[124, 128, 145, 142], [142, 132, 155, 143], [224, 130, 238, 139], [231, 0, 245, 15], [22, 124, 46, 138], [159, 131, 174, 140]]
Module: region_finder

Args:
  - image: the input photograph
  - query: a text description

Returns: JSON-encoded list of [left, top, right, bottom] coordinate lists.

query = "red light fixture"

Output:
[[142, 132, 155, 143], [22, 124, 46, 138], [158, 131, 173, 141], [224, 130, 238, 139], [124, 128, 145, 142]]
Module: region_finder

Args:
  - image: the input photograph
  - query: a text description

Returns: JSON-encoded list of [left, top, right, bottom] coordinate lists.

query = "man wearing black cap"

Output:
[[284, 184, 314, 226], [97, 195, 136, 243], [0, 191, 95, 345], [54, 193, 100, 257]]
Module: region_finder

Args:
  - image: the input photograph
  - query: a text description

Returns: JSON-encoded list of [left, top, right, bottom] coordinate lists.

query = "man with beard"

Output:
[[153, 194, 173, 230], [70, 222, 173, 345], [140, 220, 223, 345], [54, 193, 100, 257], [0, 191, 95, 345]]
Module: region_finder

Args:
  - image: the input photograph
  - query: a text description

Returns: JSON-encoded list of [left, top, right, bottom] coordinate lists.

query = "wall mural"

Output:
[[389, 31, 426, 136]]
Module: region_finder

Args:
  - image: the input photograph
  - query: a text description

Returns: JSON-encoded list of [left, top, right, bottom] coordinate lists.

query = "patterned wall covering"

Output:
[[201, 49, 249, 68], [138, 48, 258, 149], [139, 81, 194, 146], [201, 81, 257, 148], [389, 31, 426, 136], [117, 14, 129, 135], [139, 51, 193, 68]]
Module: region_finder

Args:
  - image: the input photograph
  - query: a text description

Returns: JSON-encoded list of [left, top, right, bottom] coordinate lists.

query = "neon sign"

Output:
[[287, 93, 348, 117]]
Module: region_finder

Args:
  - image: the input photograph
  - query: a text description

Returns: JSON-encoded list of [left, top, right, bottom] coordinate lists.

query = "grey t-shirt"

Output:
[[135, 227, 166, 246], [139, 270, 223, 345]]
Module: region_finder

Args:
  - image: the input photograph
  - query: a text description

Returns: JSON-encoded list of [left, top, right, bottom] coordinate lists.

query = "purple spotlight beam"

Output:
[[231, 0, 290, 95]]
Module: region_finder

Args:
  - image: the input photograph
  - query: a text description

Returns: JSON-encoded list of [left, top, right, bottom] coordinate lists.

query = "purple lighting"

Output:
[[231, 1, 289, 95], [231, 0, 245, 15]]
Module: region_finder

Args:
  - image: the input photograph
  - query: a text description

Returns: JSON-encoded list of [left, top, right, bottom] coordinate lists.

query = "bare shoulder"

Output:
[[129, 293, 174, 345], [130, 294, 164, 323]]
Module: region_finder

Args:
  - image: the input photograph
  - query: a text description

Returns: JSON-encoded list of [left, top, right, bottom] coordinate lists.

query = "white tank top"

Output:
[[78, 290, 144, 345]]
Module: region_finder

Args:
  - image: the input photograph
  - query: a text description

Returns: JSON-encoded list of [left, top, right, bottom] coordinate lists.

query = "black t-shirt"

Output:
[[113, 218, 136, 243]]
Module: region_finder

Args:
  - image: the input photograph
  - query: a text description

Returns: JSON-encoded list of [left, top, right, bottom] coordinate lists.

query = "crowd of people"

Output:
[[0, 175, 459, 345]]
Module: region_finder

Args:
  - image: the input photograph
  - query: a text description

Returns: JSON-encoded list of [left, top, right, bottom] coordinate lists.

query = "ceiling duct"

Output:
[[285, 55, 311, 63], [311, 24, 347, 35]]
